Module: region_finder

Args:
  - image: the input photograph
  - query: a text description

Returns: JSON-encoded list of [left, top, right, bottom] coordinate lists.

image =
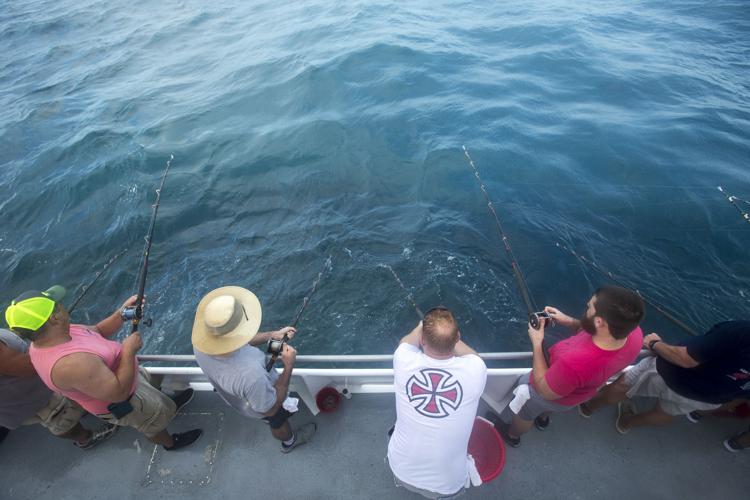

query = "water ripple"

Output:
[[1, 0, 748, 354]]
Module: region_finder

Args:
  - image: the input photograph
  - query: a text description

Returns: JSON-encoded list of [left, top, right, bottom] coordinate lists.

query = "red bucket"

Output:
[[315, 386, 342, 413], [468, 416, 506, 483]]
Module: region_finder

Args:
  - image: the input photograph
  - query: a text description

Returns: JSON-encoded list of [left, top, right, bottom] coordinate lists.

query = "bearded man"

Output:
[[488, 286, 645, 447]]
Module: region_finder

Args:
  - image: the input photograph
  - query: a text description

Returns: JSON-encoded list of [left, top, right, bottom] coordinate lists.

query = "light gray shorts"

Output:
[[624, 357, 721, 416], [392, 474, 465, 500], [385, 456, 466, 500], [501, 373, 571, 423]]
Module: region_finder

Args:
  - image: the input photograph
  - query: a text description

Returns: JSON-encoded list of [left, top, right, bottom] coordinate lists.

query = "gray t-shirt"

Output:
[[0, 329, 53, 429], [194, 344, 279, 418]]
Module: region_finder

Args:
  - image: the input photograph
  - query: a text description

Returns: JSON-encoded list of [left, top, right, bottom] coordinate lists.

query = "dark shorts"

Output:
[[263, 407, 294, 429]]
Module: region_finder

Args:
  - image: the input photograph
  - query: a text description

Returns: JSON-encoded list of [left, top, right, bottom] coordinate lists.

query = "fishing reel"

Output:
[[120, 306, 152, 327], [267, 338, 287, 356], [529, 311, 554, 330]]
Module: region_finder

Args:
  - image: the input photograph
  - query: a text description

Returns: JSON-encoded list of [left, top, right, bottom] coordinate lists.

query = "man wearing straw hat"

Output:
[[192, 286, 316, 452]]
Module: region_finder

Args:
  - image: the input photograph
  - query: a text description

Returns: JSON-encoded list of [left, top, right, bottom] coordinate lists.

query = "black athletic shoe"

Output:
[[686, 411, 703, 424], [281, 422, 317, 454], [171, 388, 195, 414], [0, 426, 9, 444], [534, 415, 550, 431], [164, 429, 203, 451], [74, 423, 118, 450], [495, 419, 521, 448], [485, 411, 520, 448]]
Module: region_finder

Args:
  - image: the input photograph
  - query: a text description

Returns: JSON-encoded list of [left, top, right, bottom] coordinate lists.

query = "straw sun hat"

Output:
[[191, 286, 262, 355]]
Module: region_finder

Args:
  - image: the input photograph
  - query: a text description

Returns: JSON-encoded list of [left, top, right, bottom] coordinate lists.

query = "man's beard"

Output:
[[580, 313, 596, 335]]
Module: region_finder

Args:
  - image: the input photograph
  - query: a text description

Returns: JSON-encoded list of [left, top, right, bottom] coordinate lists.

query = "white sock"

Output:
[[282, 432, 296, 447]]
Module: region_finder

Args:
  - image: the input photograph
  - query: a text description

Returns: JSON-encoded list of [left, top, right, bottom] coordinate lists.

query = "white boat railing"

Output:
[[144, 351, 648, 416], [138, 352, 534, 363], [143, 352, 535, 417]]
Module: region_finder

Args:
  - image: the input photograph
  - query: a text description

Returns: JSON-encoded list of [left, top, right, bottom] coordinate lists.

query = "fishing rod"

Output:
[[121, 154, 174, 334], [68, 248, 129, 314], [380, 264, 424, 319], [462, 146, 549, 329], [717, 186, 750, 225], [266, 255, 332, 371], [555, 241, 700, 337]]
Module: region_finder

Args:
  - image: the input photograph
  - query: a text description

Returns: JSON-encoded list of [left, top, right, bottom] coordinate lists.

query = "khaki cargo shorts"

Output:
[[23, 392, 86, 436], [98, 369, 176, 438], [624, 357, 721, 416]]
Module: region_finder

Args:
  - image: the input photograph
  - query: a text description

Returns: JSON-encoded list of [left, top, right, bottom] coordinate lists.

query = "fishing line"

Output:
[[555, 241, 700, 336], [462, 146, 548, 329], [718, 186, 750, 225], [266, 255, 332, 371], [68, 248, 129, 314], [379, 263, 424, 319]]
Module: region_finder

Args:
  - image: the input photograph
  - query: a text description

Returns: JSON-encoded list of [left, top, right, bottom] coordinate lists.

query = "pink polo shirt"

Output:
[[29, 324, 139, 415], [531, 328, 643, 406]]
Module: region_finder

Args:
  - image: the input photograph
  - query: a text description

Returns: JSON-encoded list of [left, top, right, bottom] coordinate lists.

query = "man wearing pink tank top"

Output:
[[5, 286, 202, 451]]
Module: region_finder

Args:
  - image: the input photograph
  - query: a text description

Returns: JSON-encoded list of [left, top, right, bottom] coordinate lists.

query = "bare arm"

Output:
[[53, 333, 141, 403], [250, 327, 296, 347], [453, 339, 478, 357], [399, 322, 422, 347], [544, 306, 581, 332], [528, 323, 562, 401], [645, 333, 699, 368], [92, 295, 142, 338], [262, 344, 295, 416], [530, 343, 562, 400], [92, 311, 125, 338], [0, 343, 37, 377]]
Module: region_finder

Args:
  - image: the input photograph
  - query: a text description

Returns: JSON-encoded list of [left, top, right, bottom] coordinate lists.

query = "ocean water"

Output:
[[1, 0, 748, 357]]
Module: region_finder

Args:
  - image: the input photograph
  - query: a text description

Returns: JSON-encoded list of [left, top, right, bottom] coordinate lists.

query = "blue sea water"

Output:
[[1, 0, 749, 356]]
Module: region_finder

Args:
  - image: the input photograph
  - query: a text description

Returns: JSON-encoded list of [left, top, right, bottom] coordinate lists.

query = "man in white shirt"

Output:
[[387, 307, 488, 499]]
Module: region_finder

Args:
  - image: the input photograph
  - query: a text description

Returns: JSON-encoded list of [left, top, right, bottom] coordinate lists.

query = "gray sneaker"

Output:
[[281, 422, 317, 454], [75, 423, 119, 450]]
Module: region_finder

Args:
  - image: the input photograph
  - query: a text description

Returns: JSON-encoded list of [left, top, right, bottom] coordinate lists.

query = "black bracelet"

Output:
[[649, 339, 661, 351]]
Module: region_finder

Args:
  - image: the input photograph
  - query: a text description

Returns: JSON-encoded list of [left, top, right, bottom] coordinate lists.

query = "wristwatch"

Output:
[[648, 339, 661, 351]]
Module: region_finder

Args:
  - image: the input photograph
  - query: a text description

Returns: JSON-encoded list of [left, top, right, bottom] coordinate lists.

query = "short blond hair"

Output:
[[422, 307, 458, 354]]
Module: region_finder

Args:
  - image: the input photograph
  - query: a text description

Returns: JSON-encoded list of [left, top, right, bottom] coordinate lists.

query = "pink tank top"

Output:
[[29, 324, 139, 415]]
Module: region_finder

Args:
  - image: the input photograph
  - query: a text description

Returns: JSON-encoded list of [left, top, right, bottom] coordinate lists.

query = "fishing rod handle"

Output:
[[265, 333, 291, 372], [265, 355, 278, 372]]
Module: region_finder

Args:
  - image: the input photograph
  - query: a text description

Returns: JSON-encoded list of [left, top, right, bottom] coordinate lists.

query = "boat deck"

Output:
[[2, 389, 749, 499]]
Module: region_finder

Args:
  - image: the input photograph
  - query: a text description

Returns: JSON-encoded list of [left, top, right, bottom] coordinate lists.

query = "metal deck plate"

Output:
[[143, 411, 224, 488]]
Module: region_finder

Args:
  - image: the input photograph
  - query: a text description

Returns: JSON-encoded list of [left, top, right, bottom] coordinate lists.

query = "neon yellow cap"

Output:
[[5, 286, 66, 333]]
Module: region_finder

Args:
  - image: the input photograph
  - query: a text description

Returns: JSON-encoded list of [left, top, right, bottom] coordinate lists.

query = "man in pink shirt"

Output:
[[488, 286, 644, 447], [5, 286, 202, 451]]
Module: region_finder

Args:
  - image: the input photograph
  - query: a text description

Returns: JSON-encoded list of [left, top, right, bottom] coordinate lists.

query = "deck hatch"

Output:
[[143, 411, 225, 488]]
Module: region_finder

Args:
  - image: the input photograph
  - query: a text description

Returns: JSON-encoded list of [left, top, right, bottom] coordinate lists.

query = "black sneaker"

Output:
[[0, 426, 9, 444], [171, 388, 195, 414], [724, 437, 747, 453], [686, 411, 703, 424], [74, 423, 118, 450], [496, 419, 521, 448], [281, 422, 317, 454], [485, 411, 520, 448], [534, 415, 550, 431], [164, 429, 203, 451]]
